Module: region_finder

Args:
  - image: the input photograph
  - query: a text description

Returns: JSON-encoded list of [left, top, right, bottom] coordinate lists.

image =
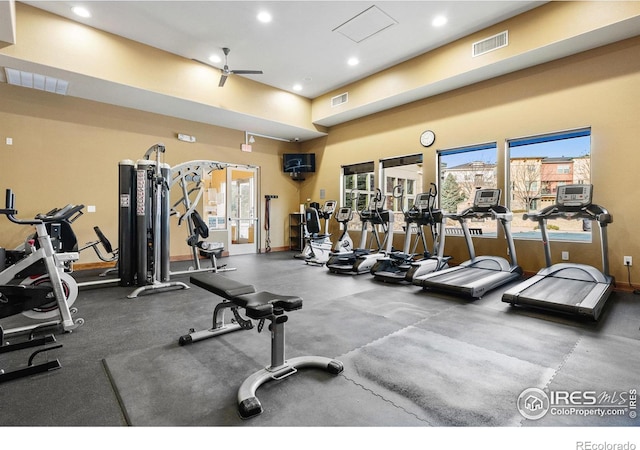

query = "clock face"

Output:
[[420, 130, 435, 147]]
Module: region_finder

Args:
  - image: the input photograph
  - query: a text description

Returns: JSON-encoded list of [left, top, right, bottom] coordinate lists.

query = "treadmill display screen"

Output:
[[556, 184, 592, 207], [474, 189, 500, 208]]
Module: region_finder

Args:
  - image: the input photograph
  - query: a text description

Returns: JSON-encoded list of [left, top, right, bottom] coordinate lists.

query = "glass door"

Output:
[[227, 166, 258, 255]]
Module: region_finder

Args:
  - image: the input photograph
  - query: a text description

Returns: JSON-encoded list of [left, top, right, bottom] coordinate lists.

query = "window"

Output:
[[379, 154, 423, 233], [507, 128, 591, 242], [438, 143, 498, 236], [342, 161, 375, 230]]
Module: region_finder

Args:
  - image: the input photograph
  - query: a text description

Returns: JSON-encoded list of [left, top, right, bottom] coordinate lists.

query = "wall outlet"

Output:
[[624, 256, 632, 266], [561, 251, 569, 261]]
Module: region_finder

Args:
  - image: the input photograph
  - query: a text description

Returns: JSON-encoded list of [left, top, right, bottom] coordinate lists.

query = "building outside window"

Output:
[[380, 154, 423, 233], [507, 128, 591, 242], [342, 161, 375, 231], [438, 143, 498, 236]]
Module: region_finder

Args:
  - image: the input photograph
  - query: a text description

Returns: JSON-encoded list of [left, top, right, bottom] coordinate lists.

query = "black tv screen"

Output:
[[283, 153, 315, 173]]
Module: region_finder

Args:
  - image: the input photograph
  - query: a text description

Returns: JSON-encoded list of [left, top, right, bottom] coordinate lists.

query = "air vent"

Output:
[[472, 31, 508, 57], [331, 92, 348, 107], [4, 67, 69, 95]]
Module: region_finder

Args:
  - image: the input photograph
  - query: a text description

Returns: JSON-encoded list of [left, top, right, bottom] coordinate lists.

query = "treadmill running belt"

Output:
[[423, 267, 503, 287], [517, 277, 596, 306]]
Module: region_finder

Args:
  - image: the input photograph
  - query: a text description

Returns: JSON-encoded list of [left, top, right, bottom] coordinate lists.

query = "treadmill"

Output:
[[502, 184, 613, 320], [413, 188, 522, 298]]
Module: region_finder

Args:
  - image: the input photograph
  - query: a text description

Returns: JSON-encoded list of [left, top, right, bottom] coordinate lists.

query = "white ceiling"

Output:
[[22, 1, 545, 98], [5, 1, 640, 141]]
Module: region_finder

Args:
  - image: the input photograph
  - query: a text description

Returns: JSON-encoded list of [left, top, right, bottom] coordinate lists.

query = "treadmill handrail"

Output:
[[523, 204, 612, 225], [447, 205, 512, 222]]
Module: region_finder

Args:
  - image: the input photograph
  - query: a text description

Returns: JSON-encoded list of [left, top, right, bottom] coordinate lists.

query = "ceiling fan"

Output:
[[217, 47, 263, 87]]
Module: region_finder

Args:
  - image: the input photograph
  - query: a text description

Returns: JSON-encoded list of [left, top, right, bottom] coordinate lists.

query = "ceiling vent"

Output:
[[472, 31, 508, 57], [4, 67, 69, 95], [331, 92, 348, 108]]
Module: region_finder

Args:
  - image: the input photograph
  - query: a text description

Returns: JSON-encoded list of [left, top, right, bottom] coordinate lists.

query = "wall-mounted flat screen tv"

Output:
[[283, 153, 316, 173]]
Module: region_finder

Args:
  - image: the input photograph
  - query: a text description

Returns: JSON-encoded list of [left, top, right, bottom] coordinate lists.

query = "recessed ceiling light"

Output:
[[71, 6, 91, 18], [208, 54, 222, 64], [347, 57, 359, 66], [432, 15, 447, 27], [293, 84, 303, 91], [257, 11, 272, 23]]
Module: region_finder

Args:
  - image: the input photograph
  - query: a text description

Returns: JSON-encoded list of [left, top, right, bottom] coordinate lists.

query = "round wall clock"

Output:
[[420, 130, 436, 147]]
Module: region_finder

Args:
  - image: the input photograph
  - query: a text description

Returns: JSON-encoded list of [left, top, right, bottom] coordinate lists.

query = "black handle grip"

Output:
[[5, 189, 14, 209]]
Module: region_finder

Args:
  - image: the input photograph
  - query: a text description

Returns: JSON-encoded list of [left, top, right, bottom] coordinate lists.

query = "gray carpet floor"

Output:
[[1, 252, 639, 438]]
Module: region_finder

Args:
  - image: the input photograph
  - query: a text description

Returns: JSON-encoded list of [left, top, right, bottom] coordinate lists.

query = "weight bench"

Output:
[[179, 273, 344, 419]]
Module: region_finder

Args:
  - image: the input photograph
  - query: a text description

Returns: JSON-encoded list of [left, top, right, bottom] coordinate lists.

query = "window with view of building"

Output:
[[379, 154, 423, 233], [438, 143, 498, 236], [507, 128, 591, 242], [342, 161, 375, 230]]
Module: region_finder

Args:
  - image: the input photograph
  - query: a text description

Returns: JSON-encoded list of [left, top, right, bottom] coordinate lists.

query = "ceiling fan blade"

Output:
[[218, 74, 228, 87], [231, 70, 263, 75]]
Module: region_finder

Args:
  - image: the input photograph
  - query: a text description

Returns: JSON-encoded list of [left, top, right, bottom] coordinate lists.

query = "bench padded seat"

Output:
[[189, 273, 302, 319], [190, 273, 256, 299], [235, 292, 302, 319]]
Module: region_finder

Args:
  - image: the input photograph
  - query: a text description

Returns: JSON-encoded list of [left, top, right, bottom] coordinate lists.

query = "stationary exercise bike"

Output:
[[1, 284, 64, 383], [295, 200, 336, 264], [0, 189, 83, 337], [332, 206, 354, 254]]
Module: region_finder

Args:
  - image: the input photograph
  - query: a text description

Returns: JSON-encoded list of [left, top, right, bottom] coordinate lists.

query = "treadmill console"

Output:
[[335, 207, 353, 222], [556, 184, 593, 208], [473, 189, 501, 210]]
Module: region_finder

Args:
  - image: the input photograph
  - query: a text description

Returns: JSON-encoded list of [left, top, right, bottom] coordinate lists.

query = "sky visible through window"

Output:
[[510, 135, 590, 159], [441, 135, 590, 168]]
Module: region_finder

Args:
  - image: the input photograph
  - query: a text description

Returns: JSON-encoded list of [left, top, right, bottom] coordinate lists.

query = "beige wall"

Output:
[[1, 3, 639, 287], [302, 36, 640, 284], [0, 82, 302, 263]]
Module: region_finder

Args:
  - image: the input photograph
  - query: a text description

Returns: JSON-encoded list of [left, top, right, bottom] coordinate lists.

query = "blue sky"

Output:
[[439, 135, 590, 168]]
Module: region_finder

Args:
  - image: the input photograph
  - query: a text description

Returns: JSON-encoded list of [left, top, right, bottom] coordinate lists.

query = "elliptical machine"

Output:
[[326, 188, 395, 275], [371, 183, 449, 282]]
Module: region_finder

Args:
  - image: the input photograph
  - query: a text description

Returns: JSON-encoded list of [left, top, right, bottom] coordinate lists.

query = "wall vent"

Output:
[[331, 92, 348, 107], [472, 31, 508, 57], [4, 67, 69, 95]]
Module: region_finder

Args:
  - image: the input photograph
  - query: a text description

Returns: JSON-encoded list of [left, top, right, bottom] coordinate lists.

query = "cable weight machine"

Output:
[[118, 144, 188, 298]]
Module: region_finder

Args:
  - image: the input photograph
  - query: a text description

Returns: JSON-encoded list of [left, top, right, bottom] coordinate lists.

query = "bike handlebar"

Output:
[[1, 189, 45, 226]]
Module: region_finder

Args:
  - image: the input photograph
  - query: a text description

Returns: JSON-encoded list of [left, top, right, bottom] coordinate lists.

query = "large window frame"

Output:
[[341, 161, 375, 231], [438, 142, 499, 237], [506, 127, 592, 243], [379, 153, 423, 233]]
